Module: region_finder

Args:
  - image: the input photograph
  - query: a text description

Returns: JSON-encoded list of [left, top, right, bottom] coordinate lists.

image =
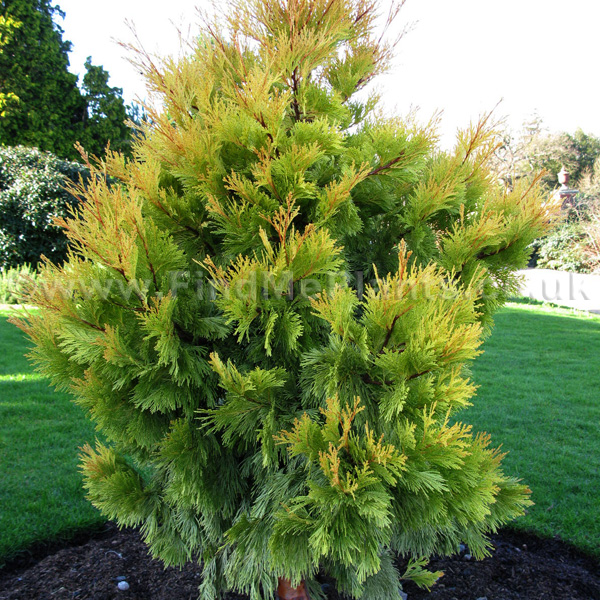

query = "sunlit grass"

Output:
[[467, 302, 600, 557], [0, 372, 44, 382], [0, 308, 104, 566]]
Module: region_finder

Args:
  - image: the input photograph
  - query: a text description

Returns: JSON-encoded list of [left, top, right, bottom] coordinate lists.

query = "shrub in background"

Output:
[[532, 192, 600, 274], [581, 198, 600, 273], [15, 0, 560, 598], [0, 145, 87, 269], [533, 220, 588, 272]]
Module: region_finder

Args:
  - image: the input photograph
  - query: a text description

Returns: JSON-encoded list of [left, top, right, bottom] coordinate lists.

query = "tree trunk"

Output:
[[276, 577, 311, 600]]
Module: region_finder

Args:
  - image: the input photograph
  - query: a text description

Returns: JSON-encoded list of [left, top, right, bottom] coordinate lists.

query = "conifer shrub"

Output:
[[0, 146, 88, 269], [14, 1, 560, 598], [0, 263, 39, 304]]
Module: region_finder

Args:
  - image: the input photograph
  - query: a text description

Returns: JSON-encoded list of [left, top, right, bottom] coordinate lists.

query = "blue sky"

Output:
[[56, 0, 600, 148]]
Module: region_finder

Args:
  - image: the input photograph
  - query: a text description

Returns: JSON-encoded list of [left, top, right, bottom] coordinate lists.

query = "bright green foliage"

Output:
[[0, 145, 87, 269], [0, 0, 137, 159], [14, 1, 559, 598], [0, 263, 39, 303]]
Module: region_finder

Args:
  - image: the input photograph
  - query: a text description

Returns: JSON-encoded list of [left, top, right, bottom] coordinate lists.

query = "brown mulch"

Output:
[[0, 523, 599, 600]]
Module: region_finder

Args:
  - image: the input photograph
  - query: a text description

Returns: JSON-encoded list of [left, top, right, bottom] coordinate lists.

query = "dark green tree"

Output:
[[0, 1, 137, 159], [80, 57, 134, 157], [0, 11, 20, 116], [0, 0, 86, 159], [15, 1, 560, 599]]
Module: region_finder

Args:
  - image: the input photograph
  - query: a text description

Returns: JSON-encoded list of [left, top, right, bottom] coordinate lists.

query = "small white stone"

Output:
[[117, 580, 130, 591]]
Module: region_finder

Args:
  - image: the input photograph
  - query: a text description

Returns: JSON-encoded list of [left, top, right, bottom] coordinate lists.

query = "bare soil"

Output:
[[0, 523, 598, 600]]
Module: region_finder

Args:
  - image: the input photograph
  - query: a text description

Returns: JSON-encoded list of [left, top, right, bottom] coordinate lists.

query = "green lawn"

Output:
[[0, 302, 599, 566], [0, 308, 104, 567], [467, 303, 600, 557]]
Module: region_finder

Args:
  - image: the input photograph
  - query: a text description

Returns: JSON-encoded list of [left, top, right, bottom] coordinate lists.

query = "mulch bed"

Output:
[[0, 523, 599, 600]]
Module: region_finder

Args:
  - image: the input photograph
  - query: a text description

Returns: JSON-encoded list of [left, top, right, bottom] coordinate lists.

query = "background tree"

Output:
[[0, 0, 138, 159], [491, 119, 600, 272], [0, 0, 86, 159], [15, 1, 559, 599], [492, 116, 600, 194], [0, 11, 20, 117], [80, 57, 133, 157]]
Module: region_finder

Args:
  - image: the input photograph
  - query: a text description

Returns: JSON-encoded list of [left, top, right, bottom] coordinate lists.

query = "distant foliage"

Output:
[[0, 146, 86, 269], [0, 0, 84, 159], [0, 0, 138, 159], [492, 118, 600, 194], [533, 193, 600, 274], [580, 199, 600, 274], [533, 220, 588, 273], [491, 119, 600, 273], [79, 57, 137, 158]]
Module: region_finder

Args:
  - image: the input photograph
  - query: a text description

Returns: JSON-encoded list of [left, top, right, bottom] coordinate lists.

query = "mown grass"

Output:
[[467, 302, 600, 557], [0, 308, 104, 567], [0, 302, 599, 565]]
